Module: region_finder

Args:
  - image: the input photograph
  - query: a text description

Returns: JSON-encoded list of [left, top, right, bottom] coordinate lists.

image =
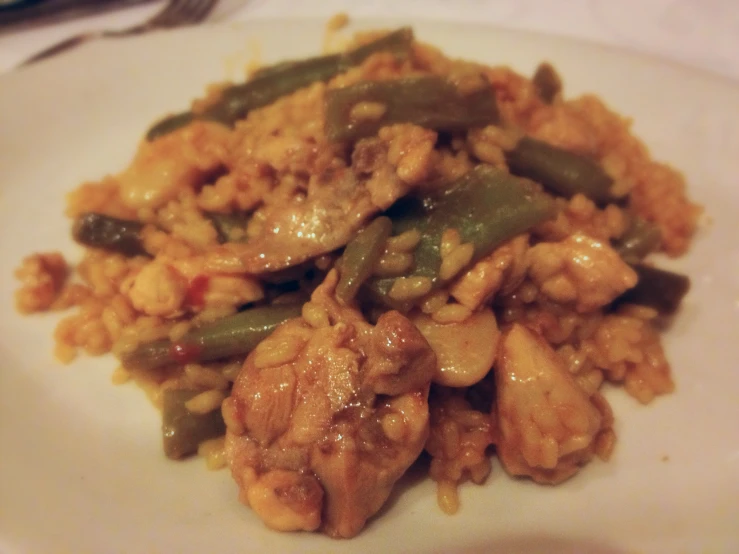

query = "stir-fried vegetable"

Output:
[[122, 304, 303, 370], [146, 27, 414, 140], [72, 212, 146, 257], [505, 136, 616, 204], [325, 75, 499, 142], [532, 62, 562, 104], [615, 215, 662, 262], [162, 389, 226, 459], [368, 165, 556, 309], [336, 216, 392, 303], [617, 263, 690, 316]]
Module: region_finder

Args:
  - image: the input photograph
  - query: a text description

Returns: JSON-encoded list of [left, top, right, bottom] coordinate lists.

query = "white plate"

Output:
[[1, 18, 738, 554]]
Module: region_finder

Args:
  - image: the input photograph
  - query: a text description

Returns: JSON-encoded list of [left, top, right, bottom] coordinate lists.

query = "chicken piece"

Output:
[[210, 160, 415, 274], [495, 324, 612, 484], [223, 270, 435, 538], [119, 121, 230, 210], [526, 232, 637, 313], [13, 252, 68, 313], [449, 234, 529, 310]]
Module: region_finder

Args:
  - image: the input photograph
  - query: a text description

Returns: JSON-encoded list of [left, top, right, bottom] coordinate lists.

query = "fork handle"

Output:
[[21, 32, 99, 66]]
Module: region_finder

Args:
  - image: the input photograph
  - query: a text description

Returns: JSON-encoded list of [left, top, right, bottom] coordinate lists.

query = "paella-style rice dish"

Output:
[[14, 23, 699, 538]]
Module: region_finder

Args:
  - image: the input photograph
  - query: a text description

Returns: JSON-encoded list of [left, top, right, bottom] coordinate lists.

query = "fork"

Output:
[[21, 0, 218, 66]]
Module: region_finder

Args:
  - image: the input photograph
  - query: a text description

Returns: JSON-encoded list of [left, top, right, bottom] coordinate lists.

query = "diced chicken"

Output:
[[119, 121, 230, 210], [449, 234, 529, 310], [13, 252, 68, 314], [224, 270, 436, 538], [495, 324, 612, 484], [526, 232, 637, 313]]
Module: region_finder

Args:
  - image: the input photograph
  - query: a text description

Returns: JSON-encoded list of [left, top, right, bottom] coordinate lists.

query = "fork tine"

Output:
[[150, 0, 215, 28]]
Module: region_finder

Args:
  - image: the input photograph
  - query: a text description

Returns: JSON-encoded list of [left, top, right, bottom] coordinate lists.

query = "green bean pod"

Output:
[[617, 264, 690, 316], [162, 389, 226, 460], [72, 212, 146, 257], [325, 75, 499, 142], [367, 165, 556, 310], [336, 216, 393, 303], [506, 136, 617, 204], [614, 215, 662, 263], [146, 27, 414, 140], [121, 303, 303, 371], [532, 62, 562, 104]]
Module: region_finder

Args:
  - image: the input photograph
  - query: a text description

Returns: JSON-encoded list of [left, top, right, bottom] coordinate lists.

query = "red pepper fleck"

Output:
[[170, 342, 202, 364], [186, 274, 210, 308]]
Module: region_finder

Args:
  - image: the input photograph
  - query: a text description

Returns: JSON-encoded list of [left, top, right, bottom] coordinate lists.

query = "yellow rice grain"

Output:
[[439, 242, 474, 281], [252, 335, 305, 369], [111, 366, 131, 385], [184, 364, 231, 390], [440, 228, 461, 258], [386, 229, 421, 253], [185, 389, 227, 415], [222, 397, 244, 436], [431, 303, 473, 324], [420, 290, 450, 314], [374, 252, 414, 277], [388, 276, 433, 301], [437, 481, 460, 515], [349, 101, 387, 123], [198, 437, 227, 470]]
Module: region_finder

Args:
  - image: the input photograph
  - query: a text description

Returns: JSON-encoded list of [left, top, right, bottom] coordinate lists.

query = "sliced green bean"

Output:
[[207, 212, 251, 244], [72, 212, 146, 257], [617, 264, 690, 316], [121, 304, 303, 371], [615, 215, 662, 263], [506, 136, 617, 204], [532, 62, 562, 104], [325, 75, 498, 142], [336, 216, 392, 303], [146, 27, 414, 140], [162, 389, 226, 460], [367, 165, 556, 310]]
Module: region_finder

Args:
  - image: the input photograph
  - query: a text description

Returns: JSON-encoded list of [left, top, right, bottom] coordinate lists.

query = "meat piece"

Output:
[[119, 121, 230, 210], [223, 270, 435, 537], [211, 125, 433, 275], [495, 324, 612, 484], [13, 252, 68, 313], [211, 162, 412, 274], [526, 232, 637, 313]]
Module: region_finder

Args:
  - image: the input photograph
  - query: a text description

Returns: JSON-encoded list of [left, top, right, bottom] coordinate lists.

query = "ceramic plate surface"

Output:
[[1, 18, 738, 554]]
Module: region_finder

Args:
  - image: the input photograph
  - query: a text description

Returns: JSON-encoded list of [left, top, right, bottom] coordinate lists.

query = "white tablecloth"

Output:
[[1, 0, 737, 80]]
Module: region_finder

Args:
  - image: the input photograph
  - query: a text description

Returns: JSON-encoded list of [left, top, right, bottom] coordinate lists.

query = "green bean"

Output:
[[336, 216, 392, 303], [121, 304, 303, 371], [368, 165, 556, 310], [325, 75, 499, 142], [146, 112, 196, 141], [162, 389, 226, 460], [506, 136, 617, 204], [616, 264, 690, 316], [146, 27, 414, 140], [532, 62, 562, 104], [615, 215, 662, 263], [72, 212, 146, 257], [207, 212, 251, 244]]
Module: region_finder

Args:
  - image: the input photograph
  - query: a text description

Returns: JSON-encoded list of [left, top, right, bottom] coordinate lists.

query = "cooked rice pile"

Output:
[[14, 25, 699, 538]]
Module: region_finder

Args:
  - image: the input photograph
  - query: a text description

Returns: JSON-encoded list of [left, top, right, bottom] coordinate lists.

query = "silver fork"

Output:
[[21, 0, 218, 66]]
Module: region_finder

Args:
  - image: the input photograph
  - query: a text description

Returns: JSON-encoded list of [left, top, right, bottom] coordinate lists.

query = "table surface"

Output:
[[1, 0, 737, 79]]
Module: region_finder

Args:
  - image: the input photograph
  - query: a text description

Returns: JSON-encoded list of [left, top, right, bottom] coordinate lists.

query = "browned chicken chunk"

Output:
[[222, 270, 436, 537], [495, 323, 613, 484]]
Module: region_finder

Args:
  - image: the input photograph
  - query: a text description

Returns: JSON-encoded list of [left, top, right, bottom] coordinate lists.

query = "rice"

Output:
[[11, 23, 700, 537]]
